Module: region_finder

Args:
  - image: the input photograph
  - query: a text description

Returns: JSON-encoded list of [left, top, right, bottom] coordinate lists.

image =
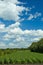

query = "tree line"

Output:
[[29, 38, 43, 53]]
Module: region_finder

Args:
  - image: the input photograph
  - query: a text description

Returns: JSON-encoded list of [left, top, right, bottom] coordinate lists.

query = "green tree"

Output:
[[29, 38, 43, 53]]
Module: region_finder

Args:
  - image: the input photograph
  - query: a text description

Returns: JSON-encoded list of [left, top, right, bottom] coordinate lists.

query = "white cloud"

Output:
[[28, 14, 33, 20], [16, 37, 24, 42], [0, 0, 28, 21], [0, 22, 6, 32], [28, 12, 41, 20], [32, 38, 40, 41], [0, 23, 5, 29], [3, 0, 20, 4], [34, 12, 41, 18], [0, 22, 43, 48], [0, 0, 43, 48], [0, 42, 6, 47]]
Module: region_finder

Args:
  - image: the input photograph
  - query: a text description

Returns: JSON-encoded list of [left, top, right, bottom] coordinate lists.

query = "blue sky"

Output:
[[0, 0, 43, 48], [0, 0, 43, 30]]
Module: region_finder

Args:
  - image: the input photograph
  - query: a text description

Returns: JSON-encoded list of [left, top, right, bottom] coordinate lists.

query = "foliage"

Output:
[[29, 38, 43, 53]]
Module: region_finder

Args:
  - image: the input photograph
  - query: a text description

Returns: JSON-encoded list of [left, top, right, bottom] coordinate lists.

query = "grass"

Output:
[[0, 49, 43, 64]]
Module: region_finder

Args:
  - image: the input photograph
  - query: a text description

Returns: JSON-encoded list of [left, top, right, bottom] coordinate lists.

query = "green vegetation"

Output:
[[0, 38, 43, 64], [29, 38, 43, 53], [0, 49, 43, 64]]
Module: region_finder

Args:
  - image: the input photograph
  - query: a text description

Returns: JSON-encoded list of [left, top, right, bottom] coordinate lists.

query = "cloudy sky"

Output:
[[0, 0, 43, 48]]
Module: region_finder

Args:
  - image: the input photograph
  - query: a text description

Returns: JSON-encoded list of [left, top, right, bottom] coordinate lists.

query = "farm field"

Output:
[[0, 64, 43, 65], [0, 49, 43, 64]]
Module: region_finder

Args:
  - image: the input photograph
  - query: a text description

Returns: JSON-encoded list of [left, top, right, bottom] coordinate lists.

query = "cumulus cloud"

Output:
[[0, 0, 29, 21], [0, 22, 6, 32], [0, 0, 43, 48], [0, 22, 43, 48]]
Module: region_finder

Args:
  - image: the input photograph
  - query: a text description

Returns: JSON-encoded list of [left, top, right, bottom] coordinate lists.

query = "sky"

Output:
[[0, 0, 43, 48]]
